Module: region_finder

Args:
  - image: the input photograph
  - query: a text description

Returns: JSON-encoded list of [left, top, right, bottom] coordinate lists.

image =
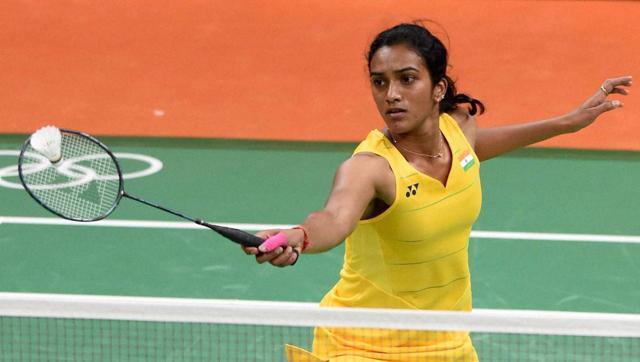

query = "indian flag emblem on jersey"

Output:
[[458, 150, 475, 171]]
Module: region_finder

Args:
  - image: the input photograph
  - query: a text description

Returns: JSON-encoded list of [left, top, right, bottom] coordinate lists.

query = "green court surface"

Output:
[[0, 134, 639, 315]]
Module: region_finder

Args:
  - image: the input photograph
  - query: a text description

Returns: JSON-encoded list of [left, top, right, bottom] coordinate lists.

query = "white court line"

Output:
[[1, 216, 639, 244], [0, 216, 287, 231]]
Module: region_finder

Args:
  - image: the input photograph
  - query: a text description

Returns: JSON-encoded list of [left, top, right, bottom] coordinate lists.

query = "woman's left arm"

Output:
[[475, 76, 632, 161]]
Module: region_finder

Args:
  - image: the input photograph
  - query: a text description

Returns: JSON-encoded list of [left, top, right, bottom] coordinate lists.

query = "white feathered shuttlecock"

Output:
[[30, 125, 63, 164]]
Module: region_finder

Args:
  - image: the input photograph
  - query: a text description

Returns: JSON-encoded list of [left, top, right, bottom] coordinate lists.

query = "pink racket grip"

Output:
[[259, 232, 289, 252]]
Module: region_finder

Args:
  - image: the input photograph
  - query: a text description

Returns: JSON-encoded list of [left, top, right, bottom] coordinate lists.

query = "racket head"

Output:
[[18, 129, 125, 222]]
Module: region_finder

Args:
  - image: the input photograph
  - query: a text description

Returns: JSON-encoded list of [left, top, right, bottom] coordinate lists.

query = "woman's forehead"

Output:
[[369, 44, 427, 74]]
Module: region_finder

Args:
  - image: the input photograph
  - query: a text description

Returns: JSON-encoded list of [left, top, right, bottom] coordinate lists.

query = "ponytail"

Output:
[[440, 75, 485, 116]]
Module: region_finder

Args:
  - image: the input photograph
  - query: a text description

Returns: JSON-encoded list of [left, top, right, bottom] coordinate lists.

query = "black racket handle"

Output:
[[195, 220, 264, 247]]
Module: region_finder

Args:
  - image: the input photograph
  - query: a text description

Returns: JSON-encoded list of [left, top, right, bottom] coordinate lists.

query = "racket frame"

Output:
[[18, 128, 126, 222]]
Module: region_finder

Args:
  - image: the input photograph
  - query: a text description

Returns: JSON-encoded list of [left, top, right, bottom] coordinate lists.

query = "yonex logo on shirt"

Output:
[[405, 183, 419, 198]]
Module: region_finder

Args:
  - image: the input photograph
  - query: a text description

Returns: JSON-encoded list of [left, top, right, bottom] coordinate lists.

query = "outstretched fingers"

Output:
[[594, 99, 623, 115], [600, 76, 633, 97], [608, 87, 630, 96], [583, 76, 632, 112]]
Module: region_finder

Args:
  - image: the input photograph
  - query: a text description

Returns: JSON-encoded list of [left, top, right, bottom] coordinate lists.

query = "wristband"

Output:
[[292, 226, 310, 252]]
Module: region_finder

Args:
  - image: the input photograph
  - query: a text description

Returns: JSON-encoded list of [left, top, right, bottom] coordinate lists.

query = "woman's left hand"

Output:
[[567, 76, 632, 132]]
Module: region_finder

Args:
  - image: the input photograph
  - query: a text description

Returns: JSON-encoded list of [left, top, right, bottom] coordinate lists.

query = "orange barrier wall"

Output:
[[1, 1, 638, 150]]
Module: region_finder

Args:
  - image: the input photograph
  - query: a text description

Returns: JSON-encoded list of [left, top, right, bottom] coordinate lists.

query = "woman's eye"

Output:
[[402, 76, 415, 84], [371, 79, 385, 87]]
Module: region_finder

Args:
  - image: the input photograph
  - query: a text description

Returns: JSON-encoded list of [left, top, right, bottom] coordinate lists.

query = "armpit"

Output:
[[448, 109, 478, 147]]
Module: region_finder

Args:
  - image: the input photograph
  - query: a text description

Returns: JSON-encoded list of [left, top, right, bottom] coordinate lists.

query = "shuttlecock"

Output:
[[30, 125, 63, 164]]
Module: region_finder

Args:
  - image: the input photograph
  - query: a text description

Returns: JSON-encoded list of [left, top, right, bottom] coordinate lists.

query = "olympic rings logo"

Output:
[[0, 150, 163, 190]]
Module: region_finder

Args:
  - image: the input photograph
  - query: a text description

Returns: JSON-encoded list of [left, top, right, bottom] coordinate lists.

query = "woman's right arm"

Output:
[[243, 152, 393, 266]]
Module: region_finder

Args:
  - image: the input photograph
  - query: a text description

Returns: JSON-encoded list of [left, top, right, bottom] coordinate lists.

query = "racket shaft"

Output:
[[122, 193, 263, 247], [123, 193, 198, 223]]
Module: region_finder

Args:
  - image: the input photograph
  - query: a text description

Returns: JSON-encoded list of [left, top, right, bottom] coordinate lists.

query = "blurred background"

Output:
[[1, 0, 638, 149]]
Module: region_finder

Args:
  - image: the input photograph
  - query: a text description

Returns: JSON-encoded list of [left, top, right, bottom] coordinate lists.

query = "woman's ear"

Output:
[[434, 78, 448, 102]]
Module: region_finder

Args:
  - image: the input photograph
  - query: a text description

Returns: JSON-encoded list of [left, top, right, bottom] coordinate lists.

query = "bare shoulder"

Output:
[[342, 152, 392, 177], [351, 151, 388, 163], [448, 108, 478, 147], [338, 152, 394, 203]]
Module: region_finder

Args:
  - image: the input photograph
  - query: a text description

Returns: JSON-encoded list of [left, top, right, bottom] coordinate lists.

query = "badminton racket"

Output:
[[18, 128, 288, 249]]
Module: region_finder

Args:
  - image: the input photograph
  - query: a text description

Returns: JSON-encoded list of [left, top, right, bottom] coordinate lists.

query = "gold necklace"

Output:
[[387, 131, 444, 159]]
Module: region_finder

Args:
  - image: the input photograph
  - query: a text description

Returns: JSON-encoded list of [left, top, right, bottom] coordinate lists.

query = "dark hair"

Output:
[[367, 22, 485, 116]]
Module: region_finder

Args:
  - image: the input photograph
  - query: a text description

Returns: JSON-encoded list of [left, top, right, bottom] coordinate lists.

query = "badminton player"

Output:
[[243, 22, 632, 361]]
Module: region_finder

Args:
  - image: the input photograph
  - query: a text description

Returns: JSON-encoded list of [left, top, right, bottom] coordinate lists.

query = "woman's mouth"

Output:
[[386, 108, 407, 118]]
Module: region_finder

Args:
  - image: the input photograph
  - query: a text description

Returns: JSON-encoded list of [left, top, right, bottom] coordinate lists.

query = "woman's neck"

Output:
[[387, 116, 444, 158]]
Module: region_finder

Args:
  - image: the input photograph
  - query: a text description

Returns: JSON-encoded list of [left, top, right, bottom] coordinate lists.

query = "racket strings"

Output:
[[20, 132, 121, 221]]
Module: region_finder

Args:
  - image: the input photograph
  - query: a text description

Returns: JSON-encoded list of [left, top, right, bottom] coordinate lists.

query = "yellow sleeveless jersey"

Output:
[[309, 113, 482, 361]]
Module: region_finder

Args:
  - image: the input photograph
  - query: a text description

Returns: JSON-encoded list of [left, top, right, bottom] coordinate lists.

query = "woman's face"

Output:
[[369, 44, 442, 134]]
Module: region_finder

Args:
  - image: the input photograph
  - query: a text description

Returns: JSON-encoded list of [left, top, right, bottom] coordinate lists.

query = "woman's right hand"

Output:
[[241, 228, 306, 267]]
